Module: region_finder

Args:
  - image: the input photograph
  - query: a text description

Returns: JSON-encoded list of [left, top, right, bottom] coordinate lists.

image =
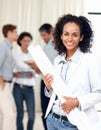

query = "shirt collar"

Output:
[[4, 38, 13, 49], [47, 38, 54, 45], [58, 48, 82, 64], [19, 48, 29, 55], [70, 48, 82, 63]]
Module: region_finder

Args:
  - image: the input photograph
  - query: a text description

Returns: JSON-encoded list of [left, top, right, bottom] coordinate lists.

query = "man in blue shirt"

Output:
[[0, 24, 17, 130]]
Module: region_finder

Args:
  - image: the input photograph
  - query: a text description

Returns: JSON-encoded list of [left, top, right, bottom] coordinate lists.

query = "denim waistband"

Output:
[[51, 111, 68, 121], [14, 82, 33, 88]]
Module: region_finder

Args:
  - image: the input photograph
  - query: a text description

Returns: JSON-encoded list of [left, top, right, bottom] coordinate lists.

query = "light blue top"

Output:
[[0, 38, 14, 80], [43, 39, 58, 64]]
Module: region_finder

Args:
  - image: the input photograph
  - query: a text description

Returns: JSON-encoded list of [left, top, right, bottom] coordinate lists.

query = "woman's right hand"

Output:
[[43, 74, 54, 91], [13, 72, 21, 78]]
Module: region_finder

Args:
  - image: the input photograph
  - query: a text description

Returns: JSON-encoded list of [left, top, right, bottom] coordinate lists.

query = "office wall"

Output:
[[0, 0, 85, 44]]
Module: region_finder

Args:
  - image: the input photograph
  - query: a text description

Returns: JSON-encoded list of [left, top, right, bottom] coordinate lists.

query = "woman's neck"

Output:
[[66, 48, 78, 60], [21, 48, 28, 54]]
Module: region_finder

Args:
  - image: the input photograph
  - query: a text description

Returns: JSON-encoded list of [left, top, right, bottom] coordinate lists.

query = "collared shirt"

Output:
[[43, 39, 58, 64], [52, 48, 81, 116], [13, 48, 36, 86], [0, 38, 14, 81]]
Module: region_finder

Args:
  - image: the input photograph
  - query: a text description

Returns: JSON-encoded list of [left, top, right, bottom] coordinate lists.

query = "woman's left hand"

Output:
[[27, 62, 41, 74], [61, 96, 79, 114], [26, 74, 34, 78]]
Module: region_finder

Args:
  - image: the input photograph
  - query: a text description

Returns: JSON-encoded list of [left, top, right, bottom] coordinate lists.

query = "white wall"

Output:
[[0, 0, 85, 44], [85, 0, 101, 53]]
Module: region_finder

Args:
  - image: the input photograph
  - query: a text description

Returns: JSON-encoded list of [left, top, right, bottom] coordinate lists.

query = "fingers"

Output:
[[46, 74, 53, 84], [61, 97, 79, 114], [61, 96, 72, 113], [43, 74, 54, 84], [65, 109, 70, 114], [61, 104, 70, 114], [27, 74, 33, 78], [43, 74, 54, 90]]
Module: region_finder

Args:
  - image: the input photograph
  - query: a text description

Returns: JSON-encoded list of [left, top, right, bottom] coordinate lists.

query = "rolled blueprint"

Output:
[[28, 45, 100, 130]]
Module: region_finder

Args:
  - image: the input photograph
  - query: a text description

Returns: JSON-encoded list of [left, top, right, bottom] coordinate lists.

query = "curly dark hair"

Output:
[[53, 14, 93, 55]]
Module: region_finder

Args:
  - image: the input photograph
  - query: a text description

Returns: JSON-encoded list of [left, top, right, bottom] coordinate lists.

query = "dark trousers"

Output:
[[13, 83, 35, 130], [40, 80, 49, 130]]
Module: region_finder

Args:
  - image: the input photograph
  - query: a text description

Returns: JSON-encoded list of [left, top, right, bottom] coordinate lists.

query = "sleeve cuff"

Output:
[[44, 87, 53, 97]]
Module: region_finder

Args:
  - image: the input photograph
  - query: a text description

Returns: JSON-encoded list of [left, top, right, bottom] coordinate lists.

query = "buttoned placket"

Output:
[[60, 60, 72, 84]]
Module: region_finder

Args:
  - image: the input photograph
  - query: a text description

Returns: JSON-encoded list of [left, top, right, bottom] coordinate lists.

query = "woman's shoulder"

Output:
[[83, 52, 96, 61], [83, 52, 100, 69], [54, 54, 65, 65]]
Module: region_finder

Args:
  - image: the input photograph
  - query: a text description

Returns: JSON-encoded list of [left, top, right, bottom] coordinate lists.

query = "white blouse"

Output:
[[13, 48, 36, 86]]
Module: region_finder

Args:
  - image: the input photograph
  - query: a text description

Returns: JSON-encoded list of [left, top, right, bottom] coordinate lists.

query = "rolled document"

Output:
[[28, 45, 99, 130]]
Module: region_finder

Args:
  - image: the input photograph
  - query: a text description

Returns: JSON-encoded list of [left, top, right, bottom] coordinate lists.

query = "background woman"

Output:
[[13, 32, 35, 130]]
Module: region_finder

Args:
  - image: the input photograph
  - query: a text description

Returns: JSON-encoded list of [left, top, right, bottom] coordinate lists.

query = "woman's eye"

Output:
[[73, 33, 80, 37], [73, 34, 78, 37], [64, 33, 68, 36]]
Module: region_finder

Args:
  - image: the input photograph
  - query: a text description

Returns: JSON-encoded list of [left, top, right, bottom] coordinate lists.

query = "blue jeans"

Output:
[[46, 112, 78, 130], [13, 83, 35, 130]]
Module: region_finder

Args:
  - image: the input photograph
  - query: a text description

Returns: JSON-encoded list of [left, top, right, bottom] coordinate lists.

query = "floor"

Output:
[[5, 111, 45, 130], [24, 112, 44, 130], [34, 112, 44, 130]]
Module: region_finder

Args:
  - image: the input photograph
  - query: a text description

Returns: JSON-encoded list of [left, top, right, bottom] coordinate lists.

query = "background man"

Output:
[[0, 24, 18, 130], [39, 23, 58, 130]]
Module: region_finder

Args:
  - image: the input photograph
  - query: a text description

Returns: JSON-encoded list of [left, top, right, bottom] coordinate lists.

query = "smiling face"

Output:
[[61, 22, 83, 55]]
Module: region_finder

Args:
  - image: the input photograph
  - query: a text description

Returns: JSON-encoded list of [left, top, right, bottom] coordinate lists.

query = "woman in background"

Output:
[[13, 32, 35, 130]]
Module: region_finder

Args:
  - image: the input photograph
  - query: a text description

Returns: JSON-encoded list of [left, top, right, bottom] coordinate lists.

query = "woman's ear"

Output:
[[60, 35, 63, 40], [80, 35, 84, 41]]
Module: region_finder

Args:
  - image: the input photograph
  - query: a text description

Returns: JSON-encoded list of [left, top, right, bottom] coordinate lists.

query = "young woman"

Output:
[[43, 14, 101, 130], [13, 32, 35, 130]]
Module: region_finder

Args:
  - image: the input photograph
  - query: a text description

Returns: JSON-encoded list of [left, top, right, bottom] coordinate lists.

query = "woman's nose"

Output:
[[68, 35, 72, 41]]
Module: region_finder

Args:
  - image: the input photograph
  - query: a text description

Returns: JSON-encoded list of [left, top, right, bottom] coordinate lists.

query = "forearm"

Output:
[[34, 67, 41, 74], [0, 76, 5, 88], [28, 62, 41, 74]]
